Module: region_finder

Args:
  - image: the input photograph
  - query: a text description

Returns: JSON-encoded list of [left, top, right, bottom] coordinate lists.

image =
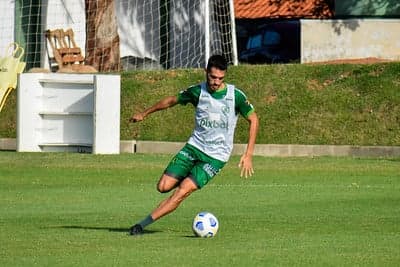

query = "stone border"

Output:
[[2, 138, 399, 157], [0, 138, 17, 151], [131, 141, 400, 157]]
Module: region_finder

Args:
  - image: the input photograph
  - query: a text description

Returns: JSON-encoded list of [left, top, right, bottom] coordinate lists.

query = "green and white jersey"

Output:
[[177, 82, 255, 162], [178, 83, 255, 119]]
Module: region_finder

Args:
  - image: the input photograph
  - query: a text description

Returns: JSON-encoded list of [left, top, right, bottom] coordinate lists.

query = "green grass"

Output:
[[1, 151, 399, 266], [1, 62, 400, 145]]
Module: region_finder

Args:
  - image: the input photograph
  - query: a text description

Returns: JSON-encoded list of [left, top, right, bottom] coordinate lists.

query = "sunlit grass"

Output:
[[1, 152, 399, 266]]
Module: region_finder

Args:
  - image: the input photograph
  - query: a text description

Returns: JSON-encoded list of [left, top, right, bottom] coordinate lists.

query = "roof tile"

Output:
[[234, 0, 334, 19]]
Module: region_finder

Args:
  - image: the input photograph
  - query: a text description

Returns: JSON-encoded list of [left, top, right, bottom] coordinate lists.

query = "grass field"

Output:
[[1, 152, 399, 266]]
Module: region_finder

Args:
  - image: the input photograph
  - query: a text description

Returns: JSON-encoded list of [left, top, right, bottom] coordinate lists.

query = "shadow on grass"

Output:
[[50, 225, 160, 235], [184, 235, 199, 238], [46, 226, 206, 238]]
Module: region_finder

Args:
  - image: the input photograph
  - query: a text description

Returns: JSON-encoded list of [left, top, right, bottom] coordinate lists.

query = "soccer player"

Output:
[[128, 54, 259, 235]]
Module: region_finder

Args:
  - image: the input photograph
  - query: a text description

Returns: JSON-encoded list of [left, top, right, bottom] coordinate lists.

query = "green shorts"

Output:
[[164, 143, 226, 189]]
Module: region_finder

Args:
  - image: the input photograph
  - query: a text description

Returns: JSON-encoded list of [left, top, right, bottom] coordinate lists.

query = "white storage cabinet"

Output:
[[17, 73, 120, 154]]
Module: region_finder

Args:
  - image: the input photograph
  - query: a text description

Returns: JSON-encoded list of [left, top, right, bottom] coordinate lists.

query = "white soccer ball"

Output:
[[192, 211, 219, 238]]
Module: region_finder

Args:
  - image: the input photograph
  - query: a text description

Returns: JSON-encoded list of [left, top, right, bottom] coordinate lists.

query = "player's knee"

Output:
[[157, 184, 171, 193], [156, 174, 178, 193]]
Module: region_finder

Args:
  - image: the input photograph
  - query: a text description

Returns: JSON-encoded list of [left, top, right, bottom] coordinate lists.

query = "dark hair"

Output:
[[206, 54, 228, 71]]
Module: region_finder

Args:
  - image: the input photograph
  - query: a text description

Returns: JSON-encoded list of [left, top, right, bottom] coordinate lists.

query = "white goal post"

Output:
[[0, 0, 238, 72]]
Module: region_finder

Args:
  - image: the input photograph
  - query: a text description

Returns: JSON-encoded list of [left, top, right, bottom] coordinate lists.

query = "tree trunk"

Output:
[[85, 0, 120, 72]]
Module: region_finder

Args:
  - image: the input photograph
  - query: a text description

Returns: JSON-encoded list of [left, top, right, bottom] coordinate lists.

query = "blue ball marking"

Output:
[[195, 221, 204, 231], [209, 217, 217, 227], [206, 232, 214, 237]]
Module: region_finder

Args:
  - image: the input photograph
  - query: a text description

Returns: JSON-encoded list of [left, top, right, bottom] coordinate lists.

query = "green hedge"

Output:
[[1, 62, 400, 145]]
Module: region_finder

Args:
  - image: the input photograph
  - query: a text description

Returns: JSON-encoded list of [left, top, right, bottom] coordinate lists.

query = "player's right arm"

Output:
[[129, 96, 178, 123], [129, 85, 200, 123]]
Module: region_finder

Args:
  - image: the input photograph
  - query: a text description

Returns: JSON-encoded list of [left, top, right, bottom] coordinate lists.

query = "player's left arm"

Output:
[[239, 112, 259, 178], [235, 89, 259, 178]]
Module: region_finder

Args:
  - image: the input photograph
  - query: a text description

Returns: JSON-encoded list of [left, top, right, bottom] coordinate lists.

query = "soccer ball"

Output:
[[192, 211, 219, 238]]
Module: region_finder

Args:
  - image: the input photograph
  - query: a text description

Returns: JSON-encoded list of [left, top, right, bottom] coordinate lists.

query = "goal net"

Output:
[[0, 0, 237, 72]]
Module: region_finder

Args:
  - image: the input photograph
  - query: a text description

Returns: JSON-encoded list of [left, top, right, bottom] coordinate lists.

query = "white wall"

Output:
[[301, 19, 400, 63], [169, 0, 205, 68], [4, 3, 398, 68], [116, 0, 206, 68], [43, 0, 164, 64], [0, 0, 15, 53], [115, 0, 160, 61], [0, 0, 206, 69]]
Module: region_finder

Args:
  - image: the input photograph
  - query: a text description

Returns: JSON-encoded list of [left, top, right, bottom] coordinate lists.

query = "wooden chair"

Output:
[[45, 28, 97, 73]]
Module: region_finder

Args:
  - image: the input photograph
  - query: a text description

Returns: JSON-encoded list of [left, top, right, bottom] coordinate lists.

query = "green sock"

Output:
[[138, 215, 154, 228]]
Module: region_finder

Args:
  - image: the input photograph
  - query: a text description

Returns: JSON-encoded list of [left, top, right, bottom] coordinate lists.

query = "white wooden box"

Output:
[[17, 73, 120, 154]]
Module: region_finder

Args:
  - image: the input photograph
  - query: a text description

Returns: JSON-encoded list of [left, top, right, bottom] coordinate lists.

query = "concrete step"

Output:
[[2, 138, 400, 157]]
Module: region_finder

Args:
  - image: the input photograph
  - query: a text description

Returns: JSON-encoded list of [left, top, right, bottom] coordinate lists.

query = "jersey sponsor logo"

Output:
[[204, 139, 225, 146], [221, 105, 230, 116], [199, 118, 228, 129]]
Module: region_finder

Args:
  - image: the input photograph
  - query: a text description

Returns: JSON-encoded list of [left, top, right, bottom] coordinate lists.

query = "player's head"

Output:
[[205, 55, 227, 91], [206, 54, 228, 72]]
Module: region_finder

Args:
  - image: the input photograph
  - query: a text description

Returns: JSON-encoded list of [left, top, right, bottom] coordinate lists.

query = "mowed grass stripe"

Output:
[[1, 152, 399, 267]]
